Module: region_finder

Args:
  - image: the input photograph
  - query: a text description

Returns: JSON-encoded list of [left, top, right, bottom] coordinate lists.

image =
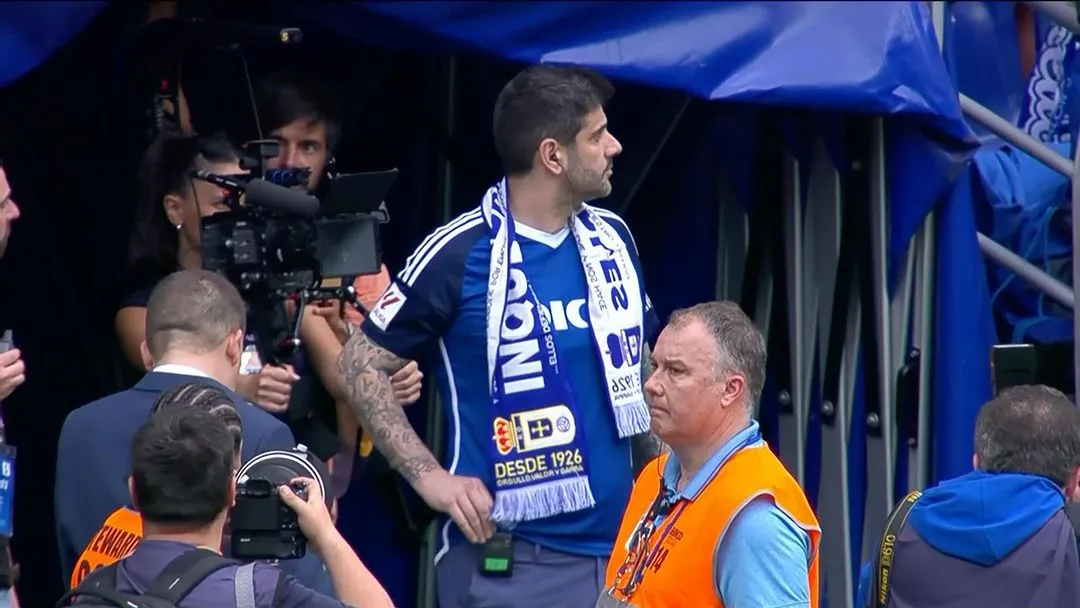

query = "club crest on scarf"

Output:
[[482, 178, 648, 525]]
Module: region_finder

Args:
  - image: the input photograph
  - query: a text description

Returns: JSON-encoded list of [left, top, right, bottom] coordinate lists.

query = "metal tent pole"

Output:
[[781, 150, 808, 484], [907, 0, 947, 498], [808, 133, 853, 608], [861, 118, 897, 562]]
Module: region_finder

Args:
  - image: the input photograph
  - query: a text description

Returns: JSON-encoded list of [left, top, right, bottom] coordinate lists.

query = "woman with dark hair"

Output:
[[115, 132, 421, 436], [124, 132, 238, 288], [114, 132, 306, 413]]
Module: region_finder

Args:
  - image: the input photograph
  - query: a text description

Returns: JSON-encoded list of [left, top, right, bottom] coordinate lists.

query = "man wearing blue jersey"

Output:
[[338, 65, 661, 607]]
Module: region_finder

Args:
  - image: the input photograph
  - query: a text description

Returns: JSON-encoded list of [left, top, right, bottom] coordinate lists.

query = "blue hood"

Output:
[[908, 470, 1067, 566]]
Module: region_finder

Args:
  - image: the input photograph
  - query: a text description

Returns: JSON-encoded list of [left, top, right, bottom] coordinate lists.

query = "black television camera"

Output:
[[231, 445, 329, 561], [193, 151, 398, 367]]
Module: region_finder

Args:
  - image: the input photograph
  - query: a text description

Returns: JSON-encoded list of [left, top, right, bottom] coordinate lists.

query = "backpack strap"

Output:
[[272, 570, 289, 607], [234, 562, 256, 608], [143, 548, 237, 604], [871, 490, 922, 608], [55, 564, 131, 607]]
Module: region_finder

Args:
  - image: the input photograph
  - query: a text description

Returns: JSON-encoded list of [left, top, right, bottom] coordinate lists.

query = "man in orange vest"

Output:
[[599, 301, 820, 608]]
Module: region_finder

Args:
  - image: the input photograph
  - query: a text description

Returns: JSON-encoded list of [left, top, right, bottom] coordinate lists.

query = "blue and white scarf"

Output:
[[482, 178, 649, 525]]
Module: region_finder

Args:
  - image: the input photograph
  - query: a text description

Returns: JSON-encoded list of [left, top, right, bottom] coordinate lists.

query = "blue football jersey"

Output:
[[362, 206, 659, 558]]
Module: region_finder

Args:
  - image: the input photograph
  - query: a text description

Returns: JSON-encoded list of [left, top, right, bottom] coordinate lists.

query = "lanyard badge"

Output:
[[608, 485, 680, 601], [0, 444, 15, 537]]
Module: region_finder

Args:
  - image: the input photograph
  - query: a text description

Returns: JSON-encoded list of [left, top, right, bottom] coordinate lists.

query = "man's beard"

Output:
[[567, 164, 612, 204]]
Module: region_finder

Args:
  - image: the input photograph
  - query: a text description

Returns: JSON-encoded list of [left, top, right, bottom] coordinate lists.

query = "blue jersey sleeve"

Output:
[[361, 210, 485, 361], [713, 496, 812, 608], [592, 208, 661, 342]]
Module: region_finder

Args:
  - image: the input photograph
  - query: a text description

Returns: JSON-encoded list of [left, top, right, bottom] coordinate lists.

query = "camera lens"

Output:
[[235, 445, 329, 508]]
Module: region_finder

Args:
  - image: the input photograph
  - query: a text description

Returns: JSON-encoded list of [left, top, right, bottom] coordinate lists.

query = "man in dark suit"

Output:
[[55, 269, 333, 595]]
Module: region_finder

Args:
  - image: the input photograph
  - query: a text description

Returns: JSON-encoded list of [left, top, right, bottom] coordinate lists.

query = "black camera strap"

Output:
[[871, 490, 922, 608], [144, 548, 237, 603]]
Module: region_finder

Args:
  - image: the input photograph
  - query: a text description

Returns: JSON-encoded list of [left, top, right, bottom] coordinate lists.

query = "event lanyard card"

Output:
[[0, 445, 15, 537], [479, 532, 514, 577]]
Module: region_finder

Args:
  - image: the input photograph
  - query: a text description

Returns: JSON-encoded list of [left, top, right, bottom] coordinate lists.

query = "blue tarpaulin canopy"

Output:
[[3, 2, 992, 605]]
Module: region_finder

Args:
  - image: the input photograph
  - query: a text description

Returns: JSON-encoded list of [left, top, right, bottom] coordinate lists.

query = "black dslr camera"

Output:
[[231, 478, 307, 561], [230, 445, 329, 561]]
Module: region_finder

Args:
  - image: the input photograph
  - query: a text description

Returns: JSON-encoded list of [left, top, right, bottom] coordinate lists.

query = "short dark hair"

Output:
[[256, 72, 341, 151], [669, 301, 768, 409], [131, 406, 235, 526], [492, 65, 615, 176], [152, 382, 243, 454], [128, 132, 239, 286], [145, 269, 247, 358], [975, 385, 1080, 486]]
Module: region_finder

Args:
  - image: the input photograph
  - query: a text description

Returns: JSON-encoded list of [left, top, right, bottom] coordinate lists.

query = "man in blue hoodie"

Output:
[[857, 384, 1080, 608]]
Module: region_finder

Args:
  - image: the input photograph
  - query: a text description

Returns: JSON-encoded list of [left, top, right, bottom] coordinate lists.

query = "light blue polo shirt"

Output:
[[660, 421, 812, 608]]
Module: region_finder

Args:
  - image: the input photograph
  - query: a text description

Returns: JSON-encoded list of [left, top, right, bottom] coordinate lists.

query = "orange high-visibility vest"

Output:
[[604, 444, 821, 608], [70, 506, 143, 588]]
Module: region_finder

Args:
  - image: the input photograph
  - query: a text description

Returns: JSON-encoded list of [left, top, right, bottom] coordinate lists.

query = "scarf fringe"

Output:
[[614, 400, 652, 438], [492, 477, 597, 525]]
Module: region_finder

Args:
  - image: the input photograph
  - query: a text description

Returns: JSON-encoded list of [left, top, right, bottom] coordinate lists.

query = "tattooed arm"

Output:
[[337, 330, 441, 483], [339, 328, 496, 542], [631, 342, 664, 476]]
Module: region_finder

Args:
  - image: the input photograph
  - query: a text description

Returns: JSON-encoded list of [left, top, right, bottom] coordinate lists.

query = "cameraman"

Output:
[[253, 72, 422, 493], [70, 406, 391, 606]]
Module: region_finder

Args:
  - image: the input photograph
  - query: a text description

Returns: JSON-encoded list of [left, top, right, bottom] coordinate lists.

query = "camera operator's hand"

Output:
[[0, 349, 25, 401], [280, 477, 395, 608], [310, 301, 352, 345], [279, 477, 336, 546], [414, 469, 496, 544], [243, 364, 299, 414], [390, 360, 423, 406]]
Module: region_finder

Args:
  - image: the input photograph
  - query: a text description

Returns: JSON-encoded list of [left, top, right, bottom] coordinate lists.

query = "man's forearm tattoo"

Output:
[[338, 331, 441, 483]]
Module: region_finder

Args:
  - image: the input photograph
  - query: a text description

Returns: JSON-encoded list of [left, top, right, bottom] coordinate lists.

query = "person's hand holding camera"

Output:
[[279, 477, 394, 608], [278, 477, 336, 546], [0, 348, 25, 401]]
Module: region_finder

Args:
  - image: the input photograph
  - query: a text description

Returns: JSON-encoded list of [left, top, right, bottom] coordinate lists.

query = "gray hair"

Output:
[[668, 301, 767, 409], [145, 270, 247, 359], [974, 384, 1080, 487]]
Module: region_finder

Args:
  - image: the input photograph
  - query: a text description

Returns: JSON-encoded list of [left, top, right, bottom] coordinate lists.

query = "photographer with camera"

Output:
[[69, 381, 248, 587], [62, 405, 392, 607], [59, 269, 332, 595]]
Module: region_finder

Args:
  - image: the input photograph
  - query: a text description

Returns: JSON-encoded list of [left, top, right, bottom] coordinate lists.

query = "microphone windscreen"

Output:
[[244, 179, 319, 218]]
